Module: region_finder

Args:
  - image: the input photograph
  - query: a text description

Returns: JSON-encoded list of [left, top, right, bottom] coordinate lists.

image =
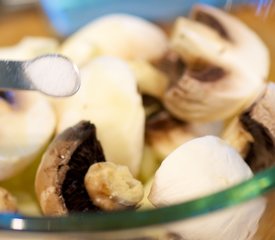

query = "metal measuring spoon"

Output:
[[0, 54, 80, 97]]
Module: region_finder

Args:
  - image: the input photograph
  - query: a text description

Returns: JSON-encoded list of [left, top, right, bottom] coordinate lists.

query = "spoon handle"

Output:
[[0, 60, 34, 91]]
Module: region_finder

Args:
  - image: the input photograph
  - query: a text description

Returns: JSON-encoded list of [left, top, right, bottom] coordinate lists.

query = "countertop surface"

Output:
[[0, 5, 57, 46]]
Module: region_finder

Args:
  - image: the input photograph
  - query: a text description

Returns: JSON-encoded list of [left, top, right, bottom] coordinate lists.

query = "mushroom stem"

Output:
[[85, 162, 144, 211]]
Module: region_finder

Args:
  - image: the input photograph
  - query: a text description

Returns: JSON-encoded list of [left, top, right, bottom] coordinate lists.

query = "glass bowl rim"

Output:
[[0, 166, 275, 233]]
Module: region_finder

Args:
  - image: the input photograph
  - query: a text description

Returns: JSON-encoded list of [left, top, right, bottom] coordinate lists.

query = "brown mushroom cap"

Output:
[[35, 121, 106, 216]]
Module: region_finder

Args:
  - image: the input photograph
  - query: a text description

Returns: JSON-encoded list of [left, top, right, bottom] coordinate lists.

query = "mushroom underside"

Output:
[[240, 111, 275, 172], [61, 125, 106, 212]]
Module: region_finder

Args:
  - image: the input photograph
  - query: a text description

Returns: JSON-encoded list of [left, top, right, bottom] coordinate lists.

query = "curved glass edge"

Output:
[[0, 166, 275, 232]]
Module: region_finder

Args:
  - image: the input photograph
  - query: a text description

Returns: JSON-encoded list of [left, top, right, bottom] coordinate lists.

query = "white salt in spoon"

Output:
[[0, 54, 80, 97]]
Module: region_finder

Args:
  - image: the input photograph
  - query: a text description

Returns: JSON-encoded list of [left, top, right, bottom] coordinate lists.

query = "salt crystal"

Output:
[[24, 54, 80, 97]]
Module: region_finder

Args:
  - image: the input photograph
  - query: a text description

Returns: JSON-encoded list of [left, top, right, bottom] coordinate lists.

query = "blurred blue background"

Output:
[[39, 0, 230, 36]]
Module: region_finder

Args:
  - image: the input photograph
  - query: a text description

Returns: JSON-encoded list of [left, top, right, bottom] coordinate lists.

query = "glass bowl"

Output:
[[0, 0, 275, 239], [0, 166, 275, 240]]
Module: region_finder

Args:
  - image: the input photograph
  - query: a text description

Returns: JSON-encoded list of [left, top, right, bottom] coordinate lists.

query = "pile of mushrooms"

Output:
[[0, 7, 273, 238]]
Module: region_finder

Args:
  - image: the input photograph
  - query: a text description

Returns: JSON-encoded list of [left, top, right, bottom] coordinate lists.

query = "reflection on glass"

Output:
[[167, 197, 266, 240]]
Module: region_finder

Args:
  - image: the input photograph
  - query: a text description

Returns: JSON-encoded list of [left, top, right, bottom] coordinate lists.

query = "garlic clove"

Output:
[[148, 135, 265, 240], [148, 136, 252, 206], [168, 197, 266, 240]]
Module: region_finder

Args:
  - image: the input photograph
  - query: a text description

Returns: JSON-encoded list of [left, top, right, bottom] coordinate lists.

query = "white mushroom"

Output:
[[0, 91, 56, 180], [60, 14, 169, 99], [191, 4, 269, 79], [140, 105, 222, 182], [53, 56, 145, 176], [60, 14, 168, 66], [148, 136, 266, 240], [128, 60, 169, 99], [146, 110, 223, 161], [163, 5, 269, 122]]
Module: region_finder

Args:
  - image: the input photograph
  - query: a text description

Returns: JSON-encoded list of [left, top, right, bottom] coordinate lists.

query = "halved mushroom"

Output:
[[162, 5, 269, 122], [128, 60, 169, 99], [35, 121, 143, 216], [146, 110, 195, 161], [53, 56, 145, 177], [35, 121, 105, 215], [223, 83, 275, 172], [141, 102, 223, 183], [59, 15, 169, 100], [0, 91, 56, 180], [60, 14, 168, 67], [146, 108, 223, 161], [191, 4, 269, 79]]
